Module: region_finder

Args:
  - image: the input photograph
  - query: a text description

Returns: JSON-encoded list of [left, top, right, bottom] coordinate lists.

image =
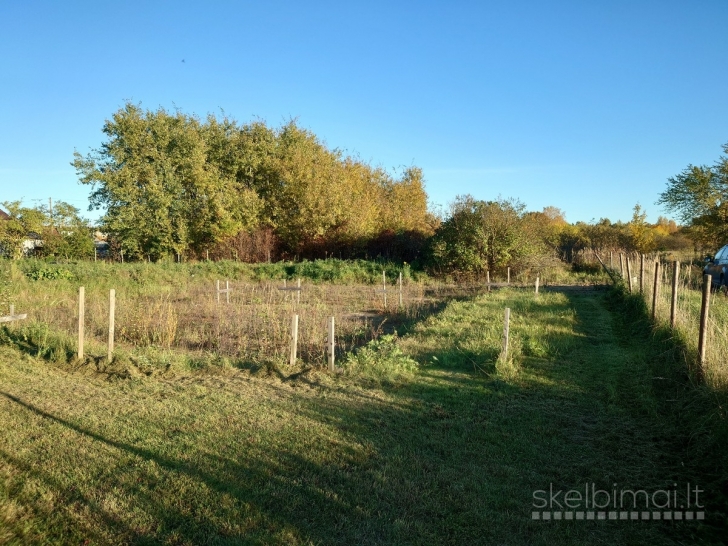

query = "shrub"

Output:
[[25, 266, 74, 281], [342, 334, 418, 379]]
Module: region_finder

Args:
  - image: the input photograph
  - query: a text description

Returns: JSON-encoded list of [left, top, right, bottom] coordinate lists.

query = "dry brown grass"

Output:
[[5, 273, 487, 371]]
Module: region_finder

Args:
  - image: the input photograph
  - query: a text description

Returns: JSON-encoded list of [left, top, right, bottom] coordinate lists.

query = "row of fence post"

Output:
[[218, 275, 405, 309], [614, 255, 714, 378], [77, 286, 341, 371], [73, 262, 701, 371], [498, 256, 714, 372]]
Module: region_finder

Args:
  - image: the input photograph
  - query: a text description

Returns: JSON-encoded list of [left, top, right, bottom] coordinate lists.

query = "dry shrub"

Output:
[[117, 294, 178, 348], [208, 228, 278, 262]]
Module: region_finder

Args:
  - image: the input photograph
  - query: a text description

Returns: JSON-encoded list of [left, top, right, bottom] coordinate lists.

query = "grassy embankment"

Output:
[[1, 266, 725, 544]]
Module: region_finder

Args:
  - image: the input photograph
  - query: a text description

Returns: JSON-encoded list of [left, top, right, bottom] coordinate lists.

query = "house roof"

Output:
[[0, 209, 9, 220]]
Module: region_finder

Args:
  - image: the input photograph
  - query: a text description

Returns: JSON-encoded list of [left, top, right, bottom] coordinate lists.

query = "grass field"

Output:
[[2, 270, 726, 544]]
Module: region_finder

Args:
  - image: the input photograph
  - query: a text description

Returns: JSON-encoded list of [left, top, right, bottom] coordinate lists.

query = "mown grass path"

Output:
[[0, 288, 719, 544]]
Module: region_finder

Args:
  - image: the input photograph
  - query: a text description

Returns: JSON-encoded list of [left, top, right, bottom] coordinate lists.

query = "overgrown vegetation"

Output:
[[0, 259, 455, 377]]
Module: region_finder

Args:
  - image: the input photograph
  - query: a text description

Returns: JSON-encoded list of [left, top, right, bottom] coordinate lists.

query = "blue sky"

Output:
[[2, 0, 727, 224]]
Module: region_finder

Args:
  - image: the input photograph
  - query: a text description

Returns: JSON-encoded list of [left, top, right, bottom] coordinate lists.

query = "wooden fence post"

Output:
[[297, 278, 301, 305], [216, 280, 231, 304], [327, 316, 335, 372], [651, 261, 660, 320], [502, 308, 511, 361], [639, 254, 645, 293], [626, 257, 633, 293], [619, 253, 624, 276], [290, 314, 299, 366], [610, 251, 613, 269], [108, 289, 115, 362], [398, 272, 403, 307], [697, 274, 711, 378], [486, 270, 491, 292], [382, 270, 387, 309], [507, 267, 511, 285], [78, 286, 85, 360], [670, 261, 680, 329], [535, 276, 540, 295]]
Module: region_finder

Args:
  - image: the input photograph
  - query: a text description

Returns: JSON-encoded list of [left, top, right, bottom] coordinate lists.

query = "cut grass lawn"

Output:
[[1, 287, 725, 544]]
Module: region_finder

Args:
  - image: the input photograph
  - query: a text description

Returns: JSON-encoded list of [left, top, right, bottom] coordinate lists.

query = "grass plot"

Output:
[[0, 287, 723, 544]]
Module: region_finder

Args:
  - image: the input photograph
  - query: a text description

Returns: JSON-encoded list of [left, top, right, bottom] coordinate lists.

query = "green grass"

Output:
[[10, 258, 426, 290], [0, 285, 725, 544]]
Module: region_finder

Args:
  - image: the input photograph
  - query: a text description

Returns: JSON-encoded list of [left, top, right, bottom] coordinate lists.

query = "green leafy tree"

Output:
[[73, 103, 262, 260], [430, 196, 543, 274], [37, 201, 95, 259], [74, 102, 434, 261], [0, 201, 44, 259], [657, 143, 728, 249]]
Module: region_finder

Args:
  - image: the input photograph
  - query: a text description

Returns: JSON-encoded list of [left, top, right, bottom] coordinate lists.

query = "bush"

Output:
[[25, 265, 74, 281], [342, 334, 419, 379]]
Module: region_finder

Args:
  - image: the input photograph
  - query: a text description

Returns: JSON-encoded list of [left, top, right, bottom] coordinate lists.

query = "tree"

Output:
[[0, 201, 94, 260], [556, 223, 590, 262], [74, 102, 435, 261], [429, 196, 545, 275], [524, 207, 567, 253], [73, 103, 262, 260], [627, 204, 656, 253], [657, 143, 728, 249], [36, 201, 95, 260], [0, 202, 44, 259]]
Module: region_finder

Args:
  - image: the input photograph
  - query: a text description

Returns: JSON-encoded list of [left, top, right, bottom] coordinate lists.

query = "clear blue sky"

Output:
[[2, 0, 727, 224]]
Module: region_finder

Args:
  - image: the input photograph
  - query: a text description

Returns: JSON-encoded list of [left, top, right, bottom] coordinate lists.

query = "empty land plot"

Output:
[[1, 286, 723, 544]]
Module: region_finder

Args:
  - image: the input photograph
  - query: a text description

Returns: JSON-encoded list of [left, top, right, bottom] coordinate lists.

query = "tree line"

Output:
[[72, 102, 435, 262], [427, 199, 690, 276], [3, 102, 714, 273]]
